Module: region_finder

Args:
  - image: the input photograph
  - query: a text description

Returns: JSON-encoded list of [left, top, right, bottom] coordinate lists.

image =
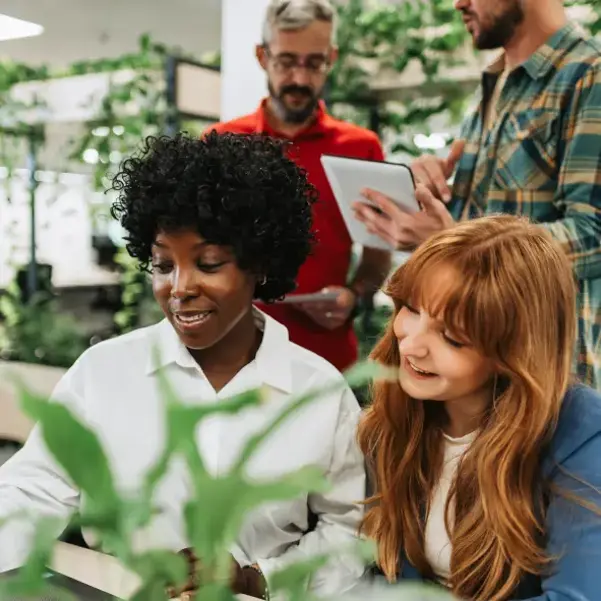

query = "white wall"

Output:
[[221, 0, 270, 121]]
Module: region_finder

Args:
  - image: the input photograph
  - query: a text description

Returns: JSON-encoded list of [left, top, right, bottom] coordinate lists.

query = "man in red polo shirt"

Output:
[[210, 0, 391, 371]]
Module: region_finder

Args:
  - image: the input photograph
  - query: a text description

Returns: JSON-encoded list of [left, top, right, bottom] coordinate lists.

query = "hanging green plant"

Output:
[[329, 0, 471, 152]]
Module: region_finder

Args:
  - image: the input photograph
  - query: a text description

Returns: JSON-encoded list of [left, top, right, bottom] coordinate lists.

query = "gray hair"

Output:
[[262, 0, 337, 45]]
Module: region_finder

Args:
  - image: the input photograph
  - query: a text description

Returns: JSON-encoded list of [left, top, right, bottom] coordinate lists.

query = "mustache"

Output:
[[279, 85, 314, 98]]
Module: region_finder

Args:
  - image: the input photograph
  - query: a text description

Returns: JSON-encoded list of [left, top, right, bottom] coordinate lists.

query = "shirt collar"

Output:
[[146, 318, 198, 374], [253, 308, 293, 393], [145, 307, 293, 393], [255, 98, 334, 140], [484, 22, 584, 81]]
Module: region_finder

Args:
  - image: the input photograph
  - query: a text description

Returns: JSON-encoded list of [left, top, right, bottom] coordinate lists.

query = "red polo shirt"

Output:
[[210, 100, 384, 371]]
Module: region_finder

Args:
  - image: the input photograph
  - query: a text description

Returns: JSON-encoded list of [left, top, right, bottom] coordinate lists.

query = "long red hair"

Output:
[[358, 215, 576, 601]]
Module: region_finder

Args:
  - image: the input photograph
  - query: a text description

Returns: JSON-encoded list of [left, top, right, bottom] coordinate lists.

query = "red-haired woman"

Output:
[[359, 215, 601, 601]]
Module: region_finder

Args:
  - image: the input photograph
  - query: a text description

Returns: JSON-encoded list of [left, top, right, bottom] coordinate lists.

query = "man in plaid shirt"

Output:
[[353, 0, 601, 388]]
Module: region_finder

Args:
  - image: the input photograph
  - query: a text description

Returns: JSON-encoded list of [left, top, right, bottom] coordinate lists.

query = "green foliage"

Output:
[[113, 247, 163, 334], [0, 516, 73, 601], [330, 0, 601, 155], [351, 305, 394, 407], [567, 0, 601, 35], [65, 34, 208, 334], [67, 33, 218, 193], [0, 286, 88, 368], [0, 360, 440, 601], [329, 0, 471, 154], [331, 0, 468, 102], [0, 34, 196, 344], [67, 37, 171, 192], [22, 390, 121, 516], [355, 305, 393, 364]]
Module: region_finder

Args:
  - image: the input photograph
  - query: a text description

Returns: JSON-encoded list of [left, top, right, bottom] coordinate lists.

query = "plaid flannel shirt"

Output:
[[450, 23, 601, 388]]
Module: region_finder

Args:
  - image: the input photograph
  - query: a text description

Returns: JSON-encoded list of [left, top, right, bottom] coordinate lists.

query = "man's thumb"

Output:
[[445, 139, 466, 174]]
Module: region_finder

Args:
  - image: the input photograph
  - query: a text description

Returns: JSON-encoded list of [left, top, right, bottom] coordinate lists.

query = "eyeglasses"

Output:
[[263, 47, 330, 75]]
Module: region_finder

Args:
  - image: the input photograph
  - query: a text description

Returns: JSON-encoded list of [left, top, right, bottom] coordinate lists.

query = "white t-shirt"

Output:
[[424, 430, 476, 582]]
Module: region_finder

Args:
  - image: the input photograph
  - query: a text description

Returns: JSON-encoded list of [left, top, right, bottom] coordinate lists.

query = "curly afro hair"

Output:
[[110, 131, 317, 302]]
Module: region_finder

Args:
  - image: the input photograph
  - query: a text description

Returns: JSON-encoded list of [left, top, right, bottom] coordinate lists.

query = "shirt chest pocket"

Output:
[[492, 109, 560, 193]]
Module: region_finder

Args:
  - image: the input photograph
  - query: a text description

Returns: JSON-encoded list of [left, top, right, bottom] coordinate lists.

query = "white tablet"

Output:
[[320, 154, 418, 250]]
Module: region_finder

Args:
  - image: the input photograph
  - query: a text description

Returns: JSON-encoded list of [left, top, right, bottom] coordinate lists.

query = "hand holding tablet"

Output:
[[320, 154, 455, 250], [320, 154, 419, 250], [278, 287, 357, 330]]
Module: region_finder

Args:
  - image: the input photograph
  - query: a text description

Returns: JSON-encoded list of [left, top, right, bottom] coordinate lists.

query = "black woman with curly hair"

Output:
[[0, 133, 366, 599]]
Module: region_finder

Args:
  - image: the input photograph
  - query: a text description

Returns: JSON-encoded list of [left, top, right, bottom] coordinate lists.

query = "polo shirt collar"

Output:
[[146, 307, 293, 393], [255, 98, 334, 140]]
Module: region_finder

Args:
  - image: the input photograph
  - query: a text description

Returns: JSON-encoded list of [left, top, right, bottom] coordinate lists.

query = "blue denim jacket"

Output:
[[394, 385, 601, 600]]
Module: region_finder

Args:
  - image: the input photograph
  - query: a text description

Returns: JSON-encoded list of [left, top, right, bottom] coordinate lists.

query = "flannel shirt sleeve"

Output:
[[542, 59, 601, 280]]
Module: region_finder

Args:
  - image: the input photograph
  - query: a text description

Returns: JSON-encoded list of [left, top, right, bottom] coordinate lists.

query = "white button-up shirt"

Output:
[[0, 310, 366, 596]]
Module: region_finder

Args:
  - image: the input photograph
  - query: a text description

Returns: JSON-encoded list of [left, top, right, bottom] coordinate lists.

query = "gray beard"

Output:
[[268, 85, 319, 124]]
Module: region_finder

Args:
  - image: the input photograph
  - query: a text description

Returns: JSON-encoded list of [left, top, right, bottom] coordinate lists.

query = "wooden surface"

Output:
[[0, 361, 65, 443], [50, 542, 141, 599], [50, 542, 259, 600]]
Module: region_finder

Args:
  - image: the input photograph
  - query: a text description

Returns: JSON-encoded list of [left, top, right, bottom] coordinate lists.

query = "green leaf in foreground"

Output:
[[7, 356, 425, 601], [129, 579, 171, 601], [144, 365, 263, 492], [0, 517, 75, 601], [184, 465, 329, 567], [233, 360, 392, 474], [270, 554, 329, 601], [173, 360, 387, 582], [18, 386, 120, 514], [343, 360, 398, 389], [129, 550, 188, 588], [269, 539, 377, 601]]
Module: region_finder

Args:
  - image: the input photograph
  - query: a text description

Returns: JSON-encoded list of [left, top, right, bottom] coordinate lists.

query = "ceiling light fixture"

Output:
[[0, 13, 44, 42]]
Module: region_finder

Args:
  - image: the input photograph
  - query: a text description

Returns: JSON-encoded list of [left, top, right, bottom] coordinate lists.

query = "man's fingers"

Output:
[[415, 184, 454, 229], [360, 188, 407, 218], [354, 195, 418, 249], [412, 159, 451, 202], [352, 203, 379, 228], [416, 184, 443, 213], [364, 216, 414, 249], [444, 139, 466, 175], [419, 162, 450, 202], [411, 162, 439, 195], [353, 199, 394, 231], [410, 162, 428, 185], [357, 203, 395, 237]]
